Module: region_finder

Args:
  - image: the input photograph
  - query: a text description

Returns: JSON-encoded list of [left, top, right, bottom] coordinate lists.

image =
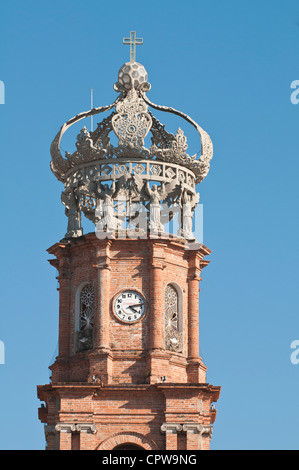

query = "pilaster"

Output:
[[76, 424, 97, 450], [187, 251, 206, 383], [183, 424, 213, 450], [56, 246, 72, 359], [55, 423, 75, 450], [161, 423, 182, 450], [55, 423, 97, 450], [147, 241, 167, 383], [93, 240, 112, 384]]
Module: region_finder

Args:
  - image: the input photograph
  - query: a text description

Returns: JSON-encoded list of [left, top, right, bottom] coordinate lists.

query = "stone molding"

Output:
[[55, 423, 97, 434], [200, 425, 213, 437], [161, 423, 183, 434], [161, 423, 213, 437], [55, 423, 76, 433], [183, 424, 213, 437], [76, 423, 97, 434]]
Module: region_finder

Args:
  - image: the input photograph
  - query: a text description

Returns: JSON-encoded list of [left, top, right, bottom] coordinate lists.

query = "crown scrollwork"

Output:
[[50, 60, 213, 241]]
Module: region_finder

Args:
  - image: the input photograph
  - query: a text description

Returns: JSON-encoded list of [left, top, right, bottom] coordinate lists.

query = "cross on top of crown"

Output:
[[123, 31, 143, 63]]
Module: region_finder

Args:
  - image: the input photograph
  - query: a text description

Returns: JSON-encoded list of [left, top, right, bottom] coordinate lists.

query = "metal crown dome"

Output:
[[50, 32, 213, 241]]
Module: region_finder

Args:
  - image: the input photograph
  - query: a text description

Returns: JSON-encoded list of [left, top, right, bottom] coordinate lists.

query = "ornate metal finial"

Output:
[[123, 31, 143, 63]]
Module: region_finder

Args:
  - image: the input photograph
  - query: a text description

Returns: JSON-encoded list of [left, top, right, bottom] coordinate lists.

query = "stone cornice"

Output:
[[38, 382, 220, 393], [47, 233, 212, 261]]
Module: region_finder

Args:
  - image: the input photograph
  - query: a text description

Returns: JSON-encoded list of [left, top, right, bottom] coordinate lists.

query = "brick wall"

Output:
[[38, 233, 220, 450]]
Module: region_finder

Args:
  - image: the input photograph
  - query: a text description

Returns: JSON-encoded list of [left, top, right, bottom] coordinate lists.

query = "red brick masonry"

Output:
[[37, 233, 220, 450]]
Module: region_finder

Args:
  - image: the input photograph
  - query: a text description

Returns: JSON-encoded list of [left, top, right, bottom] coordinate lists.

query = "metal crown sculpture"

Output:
[[50, 33, 213, 241]]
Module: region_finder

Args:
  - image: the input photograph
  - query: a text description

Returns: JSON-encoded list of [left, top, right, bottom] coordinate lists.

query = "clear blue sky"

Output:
[[0, 0, 299, 450]]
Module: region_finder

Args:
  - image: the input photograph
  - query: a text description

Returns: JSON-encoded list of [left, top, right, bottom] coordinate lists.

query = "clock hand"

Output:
[[128, 306, 138, 313], [128, 304, 144, 313]]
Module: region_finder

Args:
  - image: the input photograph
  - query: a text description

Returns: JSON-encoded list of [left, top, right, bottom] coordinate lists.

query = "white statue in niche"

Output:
[[181, 189, 200, 240], [145, 182, 166, 232], [95, 176, 126, 232], [61, 187, 83, 239]]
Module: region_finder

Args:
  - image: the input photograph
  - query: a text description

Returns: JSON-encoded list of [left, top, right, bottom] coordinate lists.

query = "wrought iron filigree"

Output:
[[112, 89, 152, 148], [76, 284, 94, 352], [164, 285, 183, 353], [80, 284, 94, 330]]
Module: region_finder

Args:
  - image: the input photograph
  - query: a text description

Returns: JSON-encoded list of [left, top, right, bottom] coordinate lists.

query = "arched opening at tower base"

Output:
[[113, 443, 144, 450]]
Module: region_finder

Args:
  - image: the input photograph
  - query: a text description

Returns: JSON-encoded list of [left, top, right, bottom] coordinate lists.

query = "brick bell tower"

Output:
[[37, 32, 220, 451]]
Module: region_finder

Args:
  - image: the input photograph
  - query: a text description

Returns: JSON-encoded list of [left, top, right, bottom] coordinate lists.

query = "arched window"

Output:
[[79, 284, 95, 330], [75, 283, 94, 352], [164, 284, 183, 353]]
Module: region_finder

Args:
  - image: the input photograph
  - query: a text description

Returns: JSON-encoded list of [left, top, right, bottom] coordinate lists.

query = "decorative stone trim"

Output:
[[182, 424, 201, 434], [161, 423, 183, 434], [182, 424, 213, 437], [55, 423, 97, 434], [200, 425, 213, 438], [76, 423, 97, 434], [55, 423, 76, 433], [160, 423, 213, 437]]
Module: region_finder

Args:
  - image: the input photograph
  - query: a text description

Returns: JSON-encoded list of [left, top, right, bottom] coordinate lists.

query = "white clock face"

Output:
[[113, 290, 146, 323]]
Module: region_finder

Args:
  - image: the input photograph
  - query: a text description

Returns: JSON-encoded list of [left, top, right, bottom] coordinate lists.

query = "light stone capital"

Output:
[[161, 423, 182, 434], [182, 424, 213, 437], [55, 423, 76, 433], [76, 423, 97, 434], [55, 423, 97, 434], [201, 425, 213, 437], [182, 424, 201, 434]]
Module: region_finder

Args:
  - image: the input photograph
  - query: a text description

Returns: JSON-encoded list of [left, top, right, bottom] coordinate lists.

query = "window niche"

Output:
[[164, 284, 183, 353], [75, 283, 95, 352]]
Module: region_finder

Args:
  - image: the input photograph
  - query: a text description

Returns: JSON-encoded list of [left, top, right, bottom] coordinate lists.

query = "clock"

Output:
[[113, 290, 146, 324]]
